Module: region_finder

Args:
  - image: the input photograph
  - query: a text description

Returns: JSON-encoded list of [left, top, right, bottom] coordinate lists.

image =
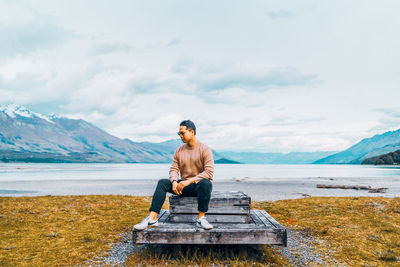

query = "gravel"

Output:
[[86, 231, 143, 266], [88, 228, 342, 266], [277, 228, 343, 266]]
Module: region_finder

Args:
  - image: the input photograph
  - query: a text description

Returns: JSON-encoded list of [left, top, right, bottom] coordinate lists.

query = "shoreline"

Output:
[[1, 177, 398, 201]]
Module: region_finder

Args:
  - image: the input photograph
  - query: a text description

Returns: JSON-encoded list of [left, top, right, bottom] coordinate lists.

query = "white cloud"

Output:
[[267, 9, 296, 19], [0, 0, 399, 152], [0, 17, 74, 58], [88, 43, 133, 56]]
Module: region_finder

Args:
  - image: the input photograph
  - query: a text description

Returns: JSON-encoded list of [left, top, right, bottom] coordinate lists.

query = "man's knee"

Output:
[[157, 178, 171, 187], [197, 179, 212, 191]]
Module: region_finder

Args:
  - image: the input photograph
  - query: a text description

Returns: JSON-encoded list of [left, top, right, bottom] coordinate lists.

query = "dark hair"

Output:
[[180, 120, 196, 135]]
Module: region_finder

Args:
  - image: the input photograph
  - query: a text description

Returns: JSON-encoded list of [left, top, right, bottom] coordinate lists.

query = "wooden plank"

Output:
[[145, 223, 267, 230], [170, 197, 250, 206], [249, 211, 264, 226], [158, 209, 169, 224], [253, 210, 275, 228], [258, 210, 282, 229], [170, 204, 250, 214], [167, 213, 252, 223], [169, 191, 251, 206], [170, 192, 251, 204], [169, 191, 251, 214], [255, 210, 287, 246], [133, 227, 284, 245]]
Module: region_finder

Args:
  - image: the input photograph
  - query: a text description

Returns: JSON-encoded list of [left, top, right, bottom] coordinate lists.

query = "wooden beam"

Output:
[[167, 213, 252, 223]]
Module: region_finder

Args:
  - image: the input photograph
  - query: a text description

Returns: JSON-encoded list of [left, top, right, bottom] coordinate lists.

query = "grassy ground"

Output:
[[253, 197, 400, 266], [0, 195, 399, 266], [0, 195, 158, 266]]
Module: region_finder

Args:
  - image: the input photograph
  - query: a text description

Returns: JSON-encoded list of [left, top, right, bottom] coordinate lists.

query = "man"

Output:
[[134, 120, 215, 230]]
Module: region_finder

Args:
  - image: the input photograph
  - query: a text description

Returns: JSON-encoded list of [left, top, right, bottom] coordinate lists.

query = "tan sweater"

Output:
[[169, 141, 214, 184]]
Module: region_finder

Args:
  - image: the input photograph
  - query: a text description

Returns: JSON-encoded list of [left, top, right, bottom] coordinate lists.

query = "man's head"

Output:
[[178, 120, 196, 143]]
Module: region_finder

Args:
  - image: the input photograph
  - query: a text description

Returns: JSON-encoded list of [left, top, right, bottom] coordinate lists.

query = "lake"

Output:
[[0, 163, 399, 201]]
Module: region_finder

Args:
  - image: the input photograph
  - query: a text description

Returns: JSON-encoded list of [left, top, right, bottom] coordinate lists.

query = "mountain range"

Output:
[[314, 129, 400, 164], [2, 104, 399, 164], [0, 104, 228, 163], [218, 151, 335, 164], [0, 104, 170, 163]]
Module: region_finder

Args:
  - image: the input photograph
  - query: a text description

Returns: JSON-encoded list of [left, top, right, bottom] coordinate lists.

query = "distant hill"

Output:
[[214, 158, 242, 164], [219, 151, 336, 164], [129, 138, 225, 161], [314, 129, 400, 164], [361, 150, 400, 165]]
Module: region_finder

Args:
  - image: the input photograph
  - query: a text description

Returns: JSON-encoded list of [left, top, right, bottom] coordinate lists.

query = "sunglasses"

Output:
[[177, 131, 186, 136]]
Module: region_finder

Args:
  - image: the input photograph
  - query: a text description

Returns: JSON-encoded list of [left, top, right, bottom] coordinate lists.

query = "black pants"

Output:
[[149, 178, 213, 214]]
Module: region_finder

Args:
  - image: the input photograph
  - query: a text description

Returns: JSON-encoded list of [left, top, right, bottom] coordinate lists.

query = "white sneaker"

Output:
[[134, 216, 159, 230], [196, 216, 213, 230]]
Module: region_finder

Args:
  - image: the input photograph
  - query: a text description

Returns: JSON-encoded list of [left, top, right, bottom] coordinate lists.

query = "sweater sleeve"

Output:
[[193, 146, 214, 184], [169, 149, 180, 182]]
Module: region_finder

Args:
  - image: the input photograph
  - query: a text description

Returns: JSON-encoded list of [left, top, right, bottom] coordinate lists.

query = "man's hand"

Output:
[[172, 181, 180, 195], [176, 180, 192, 195]]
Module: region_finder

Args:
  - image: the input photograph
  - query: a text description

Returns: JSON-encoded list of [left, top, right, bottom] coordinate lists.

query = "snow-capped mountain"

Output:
[[0, 104, 172, 163], [0, 104, 56, 123]]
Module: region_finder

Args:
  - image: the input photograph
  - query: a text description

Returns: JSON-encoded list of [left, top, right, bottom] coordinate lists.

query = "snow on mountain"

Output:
[[0, 104, 171, 163], [0, 104, 55, 123]]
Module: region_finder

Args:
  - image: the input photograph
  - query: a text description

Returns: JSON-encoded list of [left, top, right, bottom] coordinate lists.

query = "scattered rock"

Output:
[[232, 177, 249, 182], [47, 232, 58, 238], [368, 188, 387, 193]]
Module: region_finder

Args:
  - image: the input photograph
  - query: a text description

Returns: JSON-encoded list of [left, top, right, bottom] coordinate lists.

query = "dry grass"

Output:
[[0, 195, 162, 266], [125, 244, 287, 266], [253, 197, 400, 266], [1, 195, 399, 266]]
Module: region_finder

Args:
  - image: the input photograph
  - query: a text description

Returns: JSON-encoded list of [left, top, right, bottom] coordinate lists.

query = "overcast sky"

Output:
[[0, 0, 399, 152]]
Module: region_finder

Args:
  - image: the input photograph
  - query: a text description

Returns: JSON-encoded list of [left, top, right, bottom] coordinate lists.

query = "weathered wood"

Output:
[[368, 188, 388, 193], [169, 190, 251, 214], [249, 212, 264, 226], [170, 204, 250, 214], [133, 192, 286, 246], [133, 227, 284, 245], [252, 210, 287, 246], [167, 213, 252, 223], [317, 184, 388, 193], [259, 210, 281, 228], [253, 210, 275, 228], [169, 191, 251, 205], [158, 209, 169, 223], [133, 209, 287, 245]]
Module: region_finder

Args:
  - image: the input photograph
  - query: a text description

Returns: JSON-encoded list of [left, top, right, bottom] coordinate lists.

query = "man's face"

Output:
[[178, 126, 194, 143]]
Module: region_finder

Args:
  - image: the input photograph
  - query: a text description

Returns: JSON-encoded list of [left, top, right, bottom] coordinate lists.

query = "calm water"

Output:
[[0, 163, 399, 201]]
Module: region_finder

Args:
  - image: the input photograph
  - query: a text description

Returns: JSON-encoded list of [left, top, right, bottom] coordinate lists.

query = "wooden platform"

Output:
[[133, 191, 287, 246]]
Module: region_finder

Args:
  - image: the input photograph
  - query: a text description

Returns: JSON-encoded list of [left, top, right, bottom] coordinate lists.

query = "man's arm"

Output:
[[169, 150, 180, 183], [191, 146, 214, 184]]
